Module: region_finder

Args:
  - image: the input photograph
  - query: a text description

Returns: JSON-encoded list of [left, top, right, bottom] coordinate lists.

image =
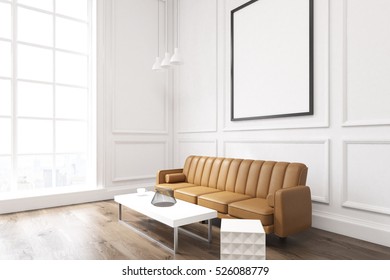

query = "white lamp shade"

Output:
[[152, 57, 162, 71], [170, 48, 183, 65], [161, 52, 171, 68]]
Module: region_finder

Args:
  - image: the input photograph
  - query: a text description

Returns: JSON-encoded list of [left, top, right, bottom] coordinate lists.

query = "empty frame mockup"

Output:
[[231, 0, 313, 121]]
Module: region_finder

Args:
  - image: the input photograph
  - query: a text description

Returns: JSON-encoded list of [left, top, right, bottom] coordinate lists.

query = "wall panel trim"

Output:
[[111, 0, 169, 135], [176, 0, 218, 134], [112, 140, 168, 182], [342, 140, 390, 215], [342, 0, 390, 127]]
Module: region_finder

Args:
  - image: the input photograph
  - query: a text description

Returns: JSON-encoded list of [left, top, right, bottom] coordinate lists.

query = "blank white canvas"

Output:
[[233, 0, 310, 119]]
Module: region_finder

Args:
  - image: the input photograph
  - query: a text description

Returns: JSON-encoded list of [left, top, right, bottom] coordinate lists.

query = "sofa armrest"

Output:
[[156, 169, 184, 185], [273, 186, 312, 238]]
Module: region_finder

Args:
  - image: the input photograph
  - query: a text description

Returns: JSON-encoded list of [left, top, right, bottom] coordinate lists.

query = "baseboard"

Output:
[[312, 210, 390, 248], [0, 184, 154, 215]]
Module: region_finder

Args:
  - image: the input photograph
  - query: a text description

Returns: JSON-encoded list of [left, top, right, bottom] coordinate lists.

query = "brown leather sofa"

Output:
[[156, 155, 312, 238]]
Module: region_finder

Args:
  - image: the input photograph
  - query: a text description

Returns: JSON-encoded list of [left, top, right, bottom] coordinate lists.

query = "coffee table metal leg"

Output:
[[174, 227, 179, 253], [208, 219, 212, 243], [119, 220, 175, 254], [117, 211, 212, 254]]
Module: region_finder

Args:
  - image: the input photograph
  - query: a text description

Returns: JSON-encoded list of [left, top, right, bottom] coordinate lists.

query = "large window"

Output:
[[0, 0, 96, 195]]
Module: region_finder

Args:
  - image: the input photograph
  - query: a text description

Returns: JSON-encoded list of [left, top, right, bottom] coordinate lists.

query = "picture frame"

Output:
[[231, 0, 314, 121]]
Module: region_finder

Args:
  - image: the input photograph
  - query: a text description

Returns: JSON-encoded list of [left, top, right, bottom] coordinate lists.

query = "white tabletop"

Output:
[[115, 191, 217, 228], [221, 219, 264, 234]]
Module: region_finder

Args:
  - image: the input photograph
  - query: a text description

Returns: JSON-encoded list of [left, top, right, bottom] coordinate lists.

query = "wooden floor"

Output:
[[0, 200, 389, 260]]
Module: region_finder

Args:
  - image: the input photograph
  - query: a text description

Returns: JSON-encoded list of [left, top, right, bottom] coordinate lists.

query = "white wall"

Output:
[[103, 0, 172, 190], [173, 0, 390, 247]]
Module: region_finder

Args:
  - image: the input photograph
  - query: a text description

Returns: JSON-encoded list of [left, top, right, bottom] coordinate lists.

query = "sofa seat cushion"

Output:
[[175, 187, 221, 204], [228, 198, 274, 226], [198, 191, 251, 214], [156, 183, 196, 191]]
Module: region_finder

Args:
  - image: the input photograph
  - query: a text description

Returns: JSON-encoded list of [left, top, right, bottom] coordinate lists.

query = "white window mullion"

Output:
[[16, 78, 88, 90], [16, 3, 89, 25], [16, 41, 89, 57]]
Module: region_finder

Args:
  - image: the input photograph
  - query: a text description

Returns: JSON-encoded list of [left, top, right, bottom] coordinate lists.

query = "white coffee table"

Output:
[[114, 191, 217, 254]]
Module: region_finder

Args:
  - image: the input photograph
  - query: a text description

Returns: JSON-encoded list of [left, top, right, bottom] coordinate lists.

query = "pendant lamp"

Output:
[[160, 0, 171, 68], [170, 0, 182, 65], [152, 0, 162, 71]]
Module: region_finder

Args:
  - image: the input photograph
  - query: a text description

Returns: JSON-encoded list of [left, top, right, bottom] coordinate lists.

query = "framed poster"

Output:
[[231, 0, 313, 121]]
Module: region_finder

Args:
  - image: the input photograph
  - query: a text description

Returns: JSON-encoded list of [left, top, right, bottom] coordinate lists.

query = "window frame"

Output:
[[0, 0, 97, 193]]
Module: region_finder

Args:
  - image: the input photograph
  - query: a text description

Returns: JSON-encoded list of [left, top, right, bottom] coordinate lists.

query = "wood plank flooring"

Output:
[[0, 200, 389, 260]]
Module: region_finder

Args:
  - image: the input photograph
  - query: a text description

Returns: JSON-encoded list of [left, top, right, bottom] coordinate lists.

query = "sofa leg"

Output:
[[279, 236, 287, 242]]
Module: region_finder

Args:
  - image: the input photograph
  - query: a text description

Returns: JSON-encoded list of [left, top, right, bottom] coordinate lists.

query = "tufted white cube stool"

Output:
[[220, 219, 266, 260]]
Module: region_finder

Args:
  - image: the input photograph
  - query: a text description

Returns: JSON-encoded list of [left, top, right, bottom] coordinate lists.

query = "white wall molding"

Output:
[[313, 209, 390, 247], [342, 201, 390, 216], [96, 0, 109, 188], [177, 129, 218, 134], [111, 0, 169, 135], [342, 140, 390, 215], [223, 139, 330, 203], [109, 0, 118, 134], [112, 129, 169, 135], [101, 0, 114, 188], [112, 140, 168, 182], [342, 120, 390, 128], [342, 0, 390, 127], [222, 123, 330, 132], [176, 0, 218, 134]]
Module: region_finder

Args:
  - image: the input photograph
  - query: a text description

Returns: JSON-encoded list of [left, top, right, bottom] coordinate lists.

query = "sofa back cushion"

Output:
[[217, 158, 233, 190], [243, 160, 263, 197], [267, 162, 290, 195], [193, 156, 207, 185], [225, 159, 243, 192], [200, 157, 215, 186], [182, 155, 307, 198], [234, 159, 253, 194], [182, 156, 194, 182], [208, 158, 223, 188], [256, 161, 276, 198], [187, 156, 200, 183], [282, 162, 308, 188]]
